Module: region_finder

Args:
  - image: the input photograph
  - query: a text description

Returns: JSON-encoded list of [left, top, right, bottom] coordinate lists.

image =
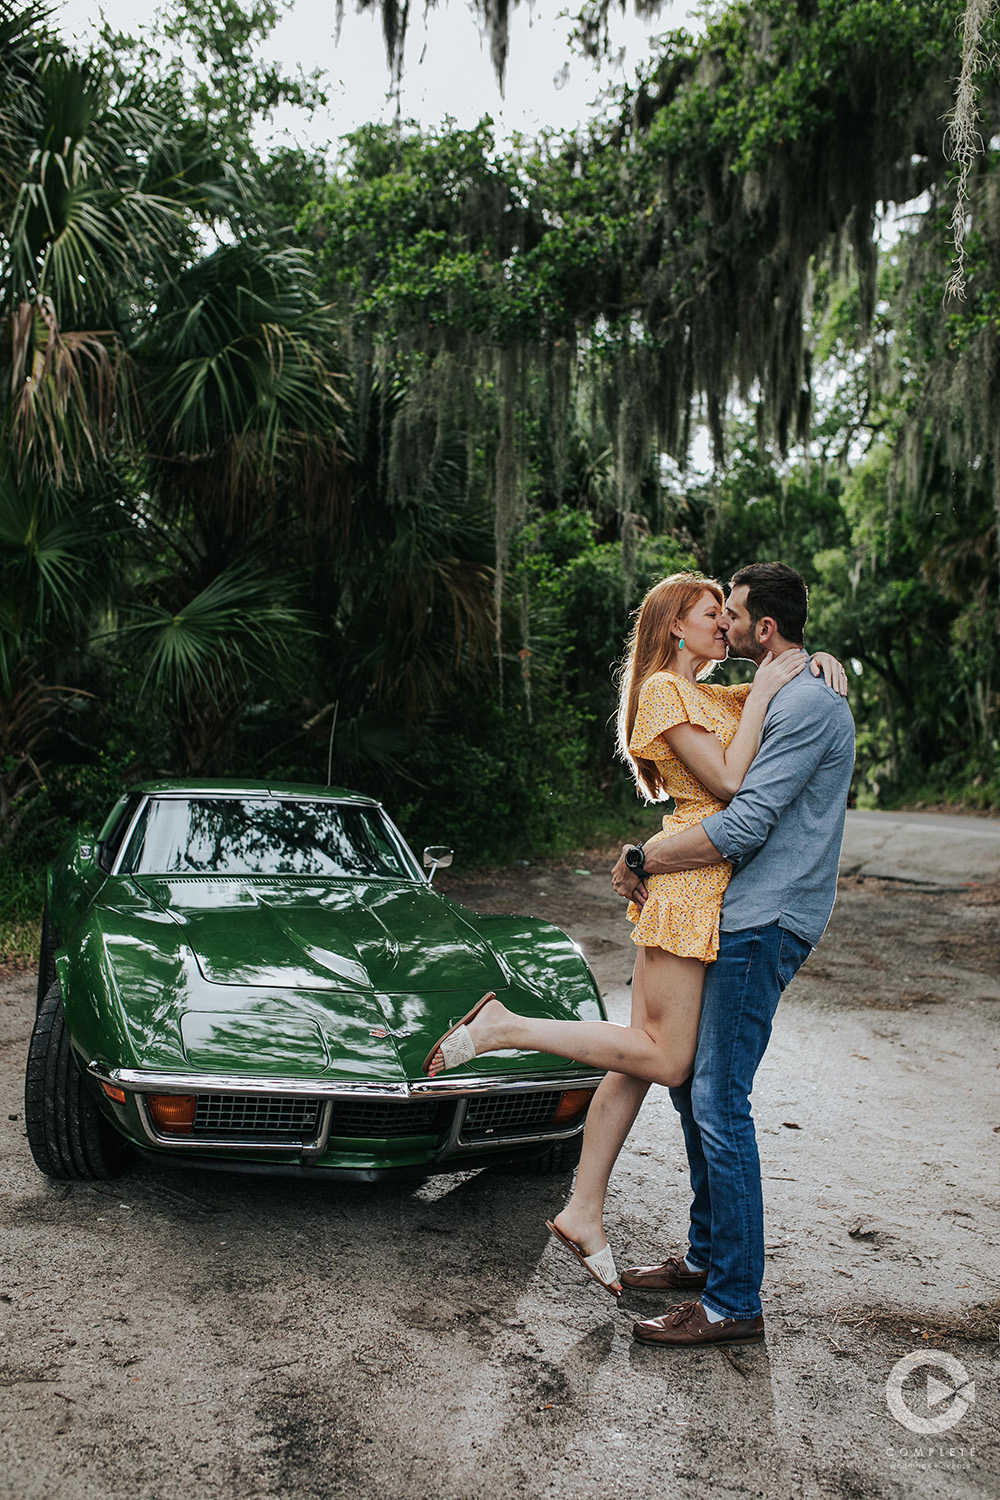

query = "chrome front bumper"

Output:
[[87, 1061, 603, 1161]]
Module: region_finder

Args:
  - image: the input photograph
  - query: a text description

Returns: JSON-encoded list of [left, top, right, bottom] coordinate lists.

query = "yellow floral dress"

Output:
[[627, 671, 753, 964]]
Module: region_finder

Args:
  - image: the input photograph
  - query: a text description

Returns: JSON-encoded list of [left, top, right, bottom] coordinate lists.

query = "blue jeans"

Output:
[[668, 922, 812, 1321]]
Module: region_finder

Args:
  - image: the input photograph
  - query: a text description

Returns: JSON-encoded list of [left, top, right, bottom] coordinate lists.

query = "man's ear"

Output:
[[756, 617, 778, 645]]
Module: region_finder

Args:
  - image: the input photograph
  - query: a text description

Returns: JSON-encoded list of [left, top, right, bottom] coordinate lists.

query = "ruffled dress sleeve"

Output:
[[630, 672, 730, 761]]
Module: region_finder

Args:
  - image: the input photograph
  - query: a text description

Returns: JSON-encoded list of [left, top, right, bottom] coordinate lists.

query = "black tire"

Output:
[[24, 981, 133, 1180], [510, 1135, 584, 1174], [36, 899, 58, 1012]]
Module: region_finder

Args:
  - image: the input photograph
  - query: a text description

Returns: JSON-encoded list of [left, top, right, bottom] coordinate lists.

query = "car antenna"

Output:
[[326, 700, 340, 787]]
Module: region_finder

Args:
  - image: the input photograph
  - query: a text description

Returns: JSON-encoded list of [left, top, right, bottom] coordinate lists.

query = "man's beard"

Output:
[[724, 626, 767, 663]]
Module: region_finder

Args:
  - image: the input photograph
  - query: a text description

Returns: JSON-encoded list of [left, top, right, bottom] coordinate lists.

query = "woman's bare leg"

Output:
[[426, 945, 705, 1089], [550, 1075, 648, 1285], [550, 947, 704, 1272]]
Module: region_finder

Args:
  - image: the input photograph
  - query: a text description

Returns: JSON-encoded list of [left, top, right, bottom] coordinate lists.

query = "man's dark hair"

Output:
[[730, 561, 808, 644]]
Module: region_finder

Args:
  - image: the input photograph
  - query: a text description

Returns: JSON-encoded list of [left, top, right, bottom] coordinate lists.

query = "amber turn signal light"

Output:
[[147, 1094, 196, 1134], [551, 1088, 594, 1126], [100, 1082, 127, 1104]]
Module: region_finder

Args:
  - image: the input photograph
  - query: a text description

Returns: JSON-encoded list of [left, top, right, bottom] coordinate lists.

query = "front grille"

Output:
[[192, 1094, 322, 1140], [326, 1097, 452, 1140], [463, 1090, 561, 1140]]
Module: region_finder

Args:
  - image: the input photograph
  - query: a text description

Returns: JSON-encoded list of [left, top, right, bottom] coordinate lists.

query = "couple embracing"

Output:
[[424, 561, 855, 1349]]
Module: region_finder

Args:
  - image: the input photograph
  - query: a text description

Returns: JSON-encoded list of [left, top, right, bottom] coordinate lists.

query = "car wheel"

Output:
[[514, 1136, 584, 1174], [36, 900, 58, 1012], [24, 981, 133, 1180]]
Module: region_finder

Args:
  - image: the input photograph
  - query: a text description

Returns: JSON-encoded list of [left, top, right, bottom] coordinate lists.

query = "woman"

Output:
[[423, 572, 845, 1295]]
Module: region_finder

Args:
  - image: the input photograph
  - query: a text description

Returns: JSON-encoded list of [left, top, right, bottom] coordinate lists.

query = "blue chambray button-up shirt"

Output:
[[701, 663, 856, 948]]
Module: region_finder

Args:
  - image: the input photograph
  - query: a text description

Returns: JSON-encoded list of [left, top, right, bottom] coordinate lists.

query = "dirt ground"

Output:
[[1, 841, 998, 1500]]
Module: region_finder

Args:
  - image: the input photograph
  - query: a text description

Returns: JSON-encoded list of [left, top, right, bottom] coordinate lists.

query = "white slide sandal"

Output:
[[546, 1220, 622, 1297], [422, 992, 496, 1076]]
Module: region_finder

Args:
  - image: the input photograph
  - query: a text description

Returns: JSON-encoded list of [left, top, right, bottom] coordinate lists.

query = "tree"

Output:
[[0, 1, 348, 822]]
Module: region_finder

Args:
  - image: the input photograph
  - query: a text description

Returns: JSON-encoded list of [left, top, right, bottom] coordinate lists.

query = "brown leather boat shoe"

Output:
[[621, 1255, 708, 1292], [632, 1299, 765, 1348]]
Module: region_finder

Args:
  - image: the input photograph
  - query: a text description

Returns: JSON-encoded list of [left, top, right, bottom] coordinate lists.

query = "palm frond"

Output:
[[122, 563, 311, 709], [139, 240, 347, 538], [5, 295, 134, 483], [2, 50, 189, 315], [0, 4, 50, 204], [0, 663, 93, 846], [0, 465, 124, 684], [139, 123, 245, 218], [326, 711, 412, 783]]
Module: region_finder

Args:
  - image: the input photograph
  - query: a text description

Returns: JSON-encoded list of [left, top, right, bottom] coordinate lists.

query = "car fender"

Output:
[[468, 914, 606, 1021], [56, 897, 192, 1076]]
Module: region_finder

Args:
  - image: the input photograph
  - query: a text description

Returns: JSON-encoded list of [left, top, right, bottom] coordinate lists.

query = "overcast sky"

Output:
[[55, 0, 699, 148]]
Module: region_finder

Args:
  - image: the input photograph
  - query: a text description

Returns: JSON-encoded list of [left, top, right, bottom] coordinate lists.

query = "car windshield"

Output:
[[118, 798, 419, 879]]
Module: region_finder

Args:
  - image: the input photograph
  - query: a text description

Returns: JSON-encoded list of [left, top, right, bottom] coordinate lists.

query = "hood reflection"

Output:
[[135, 876, 507, 993]]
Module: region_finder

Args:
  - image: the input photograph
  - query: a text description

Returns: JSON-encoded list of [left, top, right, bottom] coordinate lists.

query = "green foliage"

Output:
[[308, 2, 970, 475], [512, 518, 697, 767], [124, 564, 309, 705], [0, 743, 140, 964], [140, 242, 342, 456], [0, 1, 348, 827], [94, 0, 327, 170], [397, 695, 604, 863], [699, 446, 852, 584], [3, 0, 1000, 961]]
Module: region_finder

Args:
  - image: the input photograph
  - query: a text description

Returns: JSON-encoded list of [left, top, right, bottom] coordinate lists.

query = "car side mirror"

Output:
[[423, 846, 454, 882]]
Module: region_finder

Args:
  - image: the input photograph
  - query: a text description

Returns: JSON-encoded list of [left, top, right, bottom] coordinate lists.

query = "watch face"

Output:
[[625, 846, 643, 871]]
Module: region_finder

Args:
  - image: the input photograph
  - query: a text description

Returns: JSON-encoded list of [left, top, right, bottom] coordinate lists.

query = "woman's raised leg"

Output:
[[426, 945, 705, 1088]]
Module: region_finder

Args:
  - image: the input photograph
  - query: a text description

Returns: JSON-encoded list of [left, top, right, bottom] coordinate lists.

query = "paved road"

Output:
[[841, 808, 1000, 884]]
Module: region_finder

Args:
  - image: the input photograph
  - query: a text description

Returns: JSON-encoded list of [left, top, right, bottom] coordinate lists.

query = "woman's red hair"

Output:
[[616, 572, 724, 800]]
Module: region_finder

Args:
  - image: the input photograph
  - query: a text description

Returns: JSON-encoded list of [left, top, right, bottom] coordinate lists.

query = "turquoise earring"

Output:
[[677, 638, 685, 650]]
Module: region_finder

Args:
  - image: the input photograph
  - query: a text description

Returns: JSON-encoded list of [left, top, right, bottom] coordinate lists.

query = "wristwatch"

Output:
[[624, 843, 647, 878]]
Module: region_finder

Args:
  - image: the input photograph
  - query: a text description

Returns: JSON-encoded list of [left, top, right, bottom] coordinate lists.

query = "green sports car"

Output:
[[25, 781, 606, 1182]]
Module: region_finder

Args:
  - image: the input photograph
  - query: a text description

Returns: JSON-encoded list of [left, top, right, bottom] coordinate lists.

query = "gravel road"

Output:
[[1, 814, 998, 1500]]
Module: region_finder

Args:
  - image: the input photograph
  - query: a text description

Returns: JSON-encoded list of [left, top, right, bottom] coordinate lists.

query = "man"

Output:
[[611, 561, 855, 1348]]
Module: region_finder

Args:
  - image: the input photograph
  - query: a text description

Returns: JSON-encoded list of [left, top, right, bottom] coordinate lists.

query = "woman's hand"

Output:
[[810, 651, 849, 696], [611, 846, 647, 905], [749, 648, 809, 707]]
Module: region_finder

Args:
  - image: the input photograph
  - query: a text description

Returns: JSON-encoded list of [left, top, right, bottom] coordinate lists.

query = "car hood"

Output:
[[74, 879, 602, 1083], [134, 876, 508, 994]]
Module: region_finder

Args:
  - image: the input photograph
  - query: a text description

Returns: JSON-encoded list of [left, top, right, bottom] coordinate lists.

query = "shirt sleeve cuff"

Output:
[[700, 809, 732, 857]]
